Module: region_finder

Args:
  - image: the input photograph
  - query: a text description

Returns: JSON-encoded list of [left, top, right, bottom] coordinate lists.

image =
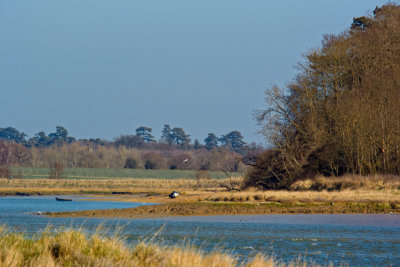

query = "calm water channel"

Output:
[[1, 196, 399, 266]]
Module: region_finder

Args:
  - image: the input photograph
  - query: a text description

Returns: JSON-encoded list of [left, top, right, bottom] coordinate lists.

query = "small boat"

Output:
[[56, 197, 72, 201]]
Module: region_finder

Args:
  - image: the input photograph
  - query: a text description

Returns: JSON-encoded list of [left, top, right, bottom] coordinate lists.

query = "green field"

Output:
[[10, 166, 241, 180]]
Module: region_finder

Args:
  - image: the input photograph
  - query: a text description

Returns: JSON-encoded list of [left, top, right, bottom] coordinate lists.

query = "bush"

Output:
[[243, 150, 300, 190], [144, 160, 156, 169], [124, 157, 138, 169]]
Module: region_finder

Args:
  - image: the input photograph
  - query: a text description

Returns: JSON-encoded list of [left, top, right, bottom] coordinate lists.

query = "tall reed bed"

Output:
[[204, 189, 400, 204], [0, 226, 318, 267], [290, 175, 400, 191]]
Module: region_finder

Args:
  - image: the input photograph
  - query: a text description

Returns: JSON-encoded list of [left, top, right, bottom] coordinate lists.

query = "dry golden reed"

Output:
[[290, 174, 400, 191]]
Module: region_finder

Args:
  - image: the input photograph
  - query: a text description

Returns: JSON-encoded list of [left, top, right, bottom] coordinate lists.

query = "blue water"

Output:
[[1, 196, 399, 266], [0, 196, 149, 229]]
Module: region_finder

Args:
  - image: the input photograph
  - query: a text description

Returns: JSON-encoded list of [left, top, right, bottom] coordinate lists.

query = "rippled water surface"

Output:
[[1, 196, 399, 266]]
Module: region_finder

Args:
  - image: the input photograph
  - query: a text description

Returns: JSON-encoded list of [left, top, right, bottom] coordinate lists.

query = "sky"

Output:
[[0, 0, 387, 144]]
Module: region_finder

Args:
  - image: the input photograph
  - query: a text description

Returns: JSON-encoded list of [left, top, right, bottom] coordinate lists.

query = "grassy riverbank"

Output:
[[0, 226, 315, 267]]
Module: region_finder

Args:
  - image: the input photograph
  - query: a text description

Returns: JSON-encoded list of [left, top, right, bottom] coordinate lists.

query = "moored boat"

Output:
[[55, 197, 72, 201]]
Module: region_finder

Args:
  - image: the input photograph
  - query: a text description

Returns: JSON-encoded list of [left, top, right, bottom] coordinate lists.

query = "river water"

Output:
[[1, 196, 399, 266]]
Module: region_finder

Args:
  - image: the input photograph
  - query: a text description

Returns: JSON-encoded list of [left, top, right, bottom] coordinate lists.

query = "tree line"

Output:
[[0, 125, 249, 153], [0, 125, 262, 173], [244, 3, 400, 189]]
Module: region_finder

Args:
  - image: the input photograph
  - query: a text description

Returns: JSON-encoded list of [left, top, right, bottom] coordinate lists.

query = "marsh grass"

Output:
[[290, 175, 400, 191], [0, 226, 320, 267], [1, 174, 399, 206]]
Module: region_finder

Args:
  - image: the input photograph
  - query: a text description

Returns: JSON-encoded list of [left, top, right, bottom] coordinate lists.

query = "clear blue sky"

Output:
[[0, 0, 385, 144]]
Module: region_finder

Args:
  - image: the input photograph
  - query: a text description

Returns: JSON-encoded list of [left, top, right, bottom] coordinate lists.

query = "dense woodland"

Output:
[[245, 4, 400, 189], [0, 125, 261, 173]]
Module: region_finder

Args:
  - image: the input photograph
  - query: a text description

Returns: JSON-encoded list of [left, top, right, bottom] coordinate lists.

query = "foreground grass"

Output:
[[0, 226, 316, 267]]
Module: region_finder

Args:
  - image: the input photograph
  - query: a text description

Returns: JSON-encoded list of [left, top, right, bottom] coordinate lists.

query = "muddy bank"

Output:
[[49, 201, 399, 219]]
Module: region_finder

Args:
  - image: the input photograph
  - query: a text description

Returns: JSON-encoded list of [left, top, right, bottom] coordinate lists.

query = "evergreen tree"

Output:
[[0, 127, 27, 144], [48, 126, 73, 145], [32, 132, 51, 147], [225, 131, 246, 150], [204, 133, 218, 150], [171, 128, 191, 145], [135, 126, 155, 143], [161, 124, 174, 145]]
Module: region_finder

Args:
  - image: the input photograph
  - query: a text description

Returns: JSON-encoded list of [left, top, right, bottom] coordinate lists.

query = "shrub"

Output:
[[49, 162, 64, 179], [144, 160, 156, 169], [243, 150, 298, 190], [124, 157, 138, 169]]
